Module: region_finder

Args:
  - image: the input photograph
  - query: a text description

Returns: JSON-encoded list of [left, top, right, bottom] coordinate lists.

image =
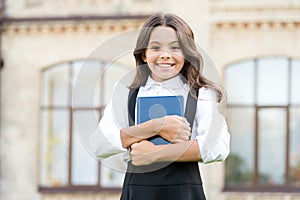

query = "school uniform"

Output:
[[90, 75, 230, 200]]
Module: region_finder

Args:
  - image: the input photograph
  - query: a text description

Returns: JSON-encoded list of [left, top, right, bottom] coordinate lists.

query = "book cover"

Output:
[[136, 95, 184, 145]]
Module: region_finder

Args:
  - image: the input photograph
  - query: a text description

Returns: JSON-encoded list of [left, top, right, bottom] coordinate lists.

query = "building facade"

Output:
[[0, 0, 300, 200]]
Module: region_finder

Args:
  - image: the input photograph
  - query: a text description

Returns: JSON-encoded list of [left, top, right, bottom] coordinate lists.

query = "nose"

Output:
[[160, 49, 171, 60]]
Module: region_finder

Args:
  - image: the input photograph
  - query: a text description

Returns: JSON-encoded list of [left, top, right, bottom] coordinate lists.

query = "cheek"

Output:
[[145, 52, 159, 63], [170, 50, 184, 60], [173, 53, 185, 65], [174, 55, 185, 71]]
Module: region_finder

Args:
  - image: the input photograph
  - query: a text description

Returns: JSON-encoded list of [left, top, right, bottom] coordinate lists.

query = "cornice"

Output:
[[0, 14, 150, 34], [213, 21, 300, 31], [1, 19, 146, 34], [211, 4, 300, 14], [210, 1, 300, 30]]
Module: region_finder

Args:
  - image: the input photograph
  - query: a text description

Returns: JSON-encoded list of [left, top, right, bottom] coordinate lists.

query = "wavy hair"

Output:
[[130, 13, 225, 102]]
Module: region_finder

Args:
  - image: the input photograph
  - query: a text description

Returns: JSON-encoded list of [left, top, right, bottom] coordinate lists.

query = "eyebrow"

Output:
[[148, 41, 179, 45]]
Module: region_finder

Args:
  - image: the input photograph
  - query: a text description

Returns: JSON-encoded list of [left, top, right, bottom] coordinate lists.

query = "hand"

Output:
[[153, 116, 191, 143], [130, 140, 158, 166]]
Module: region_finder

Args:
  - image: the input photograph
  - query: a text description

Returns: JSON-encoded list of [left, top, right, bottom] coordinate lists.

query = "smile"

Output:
[[155, 63, 175, 68]]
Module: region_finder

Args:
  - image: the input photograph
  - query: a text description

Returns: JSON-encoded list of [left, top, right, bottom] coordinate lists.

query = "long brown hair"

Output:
[[130, 13, 225, 102]]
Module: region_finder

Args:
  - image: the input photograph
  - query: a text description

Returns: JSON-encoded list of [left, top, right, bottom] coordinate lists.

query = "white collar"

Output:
[[143, 75, 188, 90]]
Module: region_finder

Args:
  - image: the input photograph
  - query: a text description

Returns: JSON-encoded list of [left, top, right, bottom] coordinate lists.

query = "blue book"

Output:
[[136, 96, 184, 145]]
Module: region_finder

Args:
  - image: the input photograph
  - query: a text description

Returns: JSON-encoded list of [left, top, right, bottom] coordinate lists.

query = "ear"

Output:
[[142, 53, 147, 62]]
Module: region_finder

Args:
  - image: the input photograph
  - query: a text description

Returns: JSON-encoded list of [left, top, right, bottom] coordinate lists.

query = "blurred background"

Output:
[[0, 0, 300, 199]]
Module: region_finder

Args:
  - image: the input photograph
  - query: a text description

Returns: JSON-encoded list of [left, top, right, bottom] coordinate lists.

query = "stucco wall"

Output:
[[1, 0, 300, 200]]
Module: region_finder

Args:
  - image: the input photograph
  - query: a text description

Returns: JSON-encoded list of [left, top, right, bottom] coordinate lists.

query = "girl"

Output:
[[95, 13, 230, 200]]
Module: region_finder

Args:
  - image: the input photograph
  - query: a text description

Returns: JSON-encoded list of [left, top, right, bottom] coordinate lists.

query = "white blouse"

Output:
[[89, 75, 230, 164]]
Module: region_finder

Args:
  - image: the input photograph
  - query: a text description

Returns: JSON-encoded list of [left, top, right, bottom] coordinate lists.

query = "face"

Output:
[[144, 26, 185, 82]]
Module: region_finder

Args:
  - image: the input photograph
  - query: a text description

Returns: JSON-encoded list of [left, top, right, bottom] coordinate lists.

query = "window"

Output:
[[224, 57, 300, 192], [39, 60, 128, 192]]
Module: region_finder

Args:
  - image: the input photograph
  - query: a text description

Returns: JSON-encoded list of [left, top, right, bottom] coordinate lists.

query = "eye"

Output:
[[149, 45, 160, 51], [171, 46, 181, 51]]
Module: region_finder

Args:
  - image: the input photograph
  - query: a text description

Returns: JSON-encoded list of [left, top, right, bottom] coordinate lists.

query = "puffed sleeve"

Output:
[[194, 88, 230, 164], [88, 83, 129, 160]]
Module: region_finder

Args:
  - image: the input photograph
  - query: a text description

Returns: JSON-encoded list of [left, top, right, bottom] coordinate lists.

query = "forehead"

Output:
[[149, 26, 178, 42]]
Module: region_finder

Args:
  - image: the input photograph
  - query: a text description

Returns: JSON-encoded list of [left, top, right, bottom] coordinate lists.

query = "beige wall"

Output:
[[211, 23, 300, 76], [1, 0, 300, 200], [0, 20, 143, 200]]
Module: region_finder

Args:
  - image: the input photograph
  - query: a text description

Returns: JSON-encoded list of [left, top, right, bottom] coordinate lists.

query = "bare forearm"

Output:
[[130, 140, 202, 166], [120, 120, 158, 148], [155, 140, 201, 162], [121, 116, 191, 148]]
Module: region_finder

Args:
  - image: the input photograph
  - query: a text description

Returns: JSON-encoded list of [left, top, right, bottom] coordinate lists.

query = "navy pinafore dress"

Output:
[[120, 88, 206, 200]]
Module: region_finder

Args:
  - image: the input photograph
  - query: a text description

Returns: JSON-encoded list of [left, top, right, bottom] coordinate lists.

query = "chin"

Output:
[[157, 74, 175, 81]]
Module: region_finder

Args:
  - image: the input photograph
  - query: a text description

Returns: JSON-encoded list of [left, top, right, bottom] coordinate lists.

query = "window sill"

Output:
[[38, 186, 121, 193], [223, 185, 300, 193]]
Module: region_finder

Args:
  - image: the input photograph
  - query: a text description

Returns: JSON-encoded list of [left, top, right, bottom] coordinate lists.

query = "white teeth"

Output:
[[156, 64, 173, 68]]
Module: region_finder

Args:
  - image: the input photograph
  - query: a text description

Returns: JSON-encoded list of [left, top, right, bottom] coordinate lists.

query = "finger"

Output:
[[182, 125, 191, 131], [171, 115, 188, 124], [179, 124, 191, 133], [178, 129, 191, 138], [179, 117, 190, 125], [176, 135, 189, 141], [177, 127, 190, 134], [130, 143, 137, 150], [175, 136, 189, 142], [140, 140, 151, 145], [182, 130, 191, 137], [131, 143, 143, 152], [172, 138, 186, 143], [131, 159, 138, 166], [176, 133, 190, 141]]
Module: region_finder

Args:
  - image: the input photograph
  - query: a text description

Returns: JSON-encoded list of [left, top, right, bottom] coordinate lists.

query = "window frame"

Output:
[[0, 64, 2, 133], [224, 57, 300, 193], [38, 60, 122, 193]]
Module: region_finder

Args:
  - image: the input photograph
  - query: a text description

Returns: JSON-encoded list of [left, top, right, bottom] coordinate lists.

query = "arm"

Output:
[[130, 140, 201, 166], [120, 115, 191, 148], [120, 119, 158, 148], [195, 88, 230, 163], [130, 88, 230, 166], [197, 115, 230, 163], [156, 140, 201, 162]]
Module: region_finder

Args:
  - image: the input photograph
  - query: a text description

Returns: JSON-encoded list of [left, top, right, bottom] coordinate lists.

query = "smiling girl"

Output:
[[96, 13, 230, 200]]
